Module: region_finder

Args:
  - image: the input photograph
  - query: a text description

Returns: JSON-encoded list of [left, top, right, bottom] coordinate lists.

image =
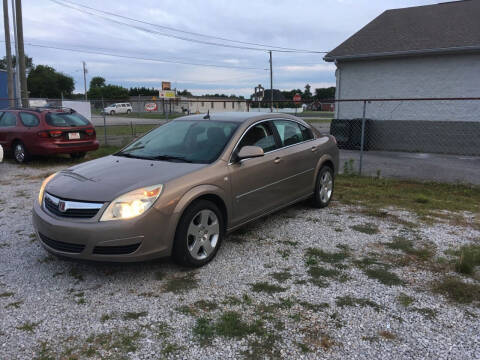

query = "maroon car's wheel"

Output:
[[312, 166, 334, 208], [172, 200, 224, 267], [13, 141, 30, 164]]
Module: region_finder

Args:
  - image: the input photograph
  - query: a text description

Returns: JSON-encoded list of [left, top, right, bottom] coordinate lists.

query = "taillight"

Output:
[[49, 130, 63, 138], [37, 131, 49, 138], [85, 128, 95, 136]]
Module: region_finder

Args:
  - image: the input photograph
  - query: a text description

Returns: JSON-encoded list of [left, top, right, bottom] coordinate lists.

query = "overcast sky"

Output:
[[1, 0, 438, 96]]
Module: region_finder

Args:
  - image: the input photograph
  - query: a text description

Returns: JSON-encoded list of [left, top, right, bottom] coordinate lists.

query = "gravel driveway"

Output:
[[0, 161, 479, 359]]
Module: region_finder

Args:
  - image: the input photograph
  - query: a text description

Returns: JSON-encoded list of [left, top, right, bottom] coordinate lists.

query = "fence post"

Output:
[[359, 100, 367, 175], [101, 97, 107, 146]]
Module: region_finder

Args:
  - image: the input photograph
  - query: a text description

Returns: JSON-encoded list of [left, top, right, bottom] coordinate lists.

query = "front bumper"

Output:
[[32, 200, 172, 262]]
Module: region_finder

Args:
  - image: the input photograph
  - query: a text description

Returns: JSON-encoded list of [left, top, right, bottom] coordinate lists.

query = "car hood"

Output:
[[46, 155, 207, 202]]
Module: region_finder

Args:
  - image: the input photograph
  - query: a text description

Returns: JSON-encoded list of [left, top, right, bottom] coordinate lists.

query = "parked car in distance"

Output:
[[33, 112, 339, 267], [0, 107, 99, 163], [103, 103, 133, 115]]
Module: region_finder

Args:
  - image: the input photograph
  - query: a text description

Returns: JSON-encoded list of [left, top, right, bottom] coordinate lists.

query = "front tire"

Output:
[[110, 110, 115, 115], [312, 165, 334, 208], [126, 109, 131, 114], [172, 200, 224, 267], [13, 141, 30, 163]]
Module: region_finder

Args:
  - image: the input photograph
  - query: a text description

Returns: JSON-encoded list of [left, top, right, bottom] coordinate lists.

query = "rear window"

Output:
[[46, 112, 90, 127]]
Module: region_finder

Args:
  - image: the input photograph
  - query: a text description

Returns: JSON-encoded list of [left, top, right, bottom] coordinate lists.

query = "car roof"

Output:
[[175, 111, 305, 124]]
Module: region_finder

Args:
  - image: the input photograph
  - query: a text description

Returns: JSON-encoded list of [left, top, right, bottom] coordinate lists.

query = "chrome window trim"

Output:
[[44, 192, 104, 212], [228, 118, 316, 165]]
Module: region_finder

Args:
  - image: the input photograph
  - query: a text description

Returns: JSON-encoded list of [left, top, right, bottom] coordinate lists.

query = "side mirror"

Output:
[[237, 146, 264, 161]]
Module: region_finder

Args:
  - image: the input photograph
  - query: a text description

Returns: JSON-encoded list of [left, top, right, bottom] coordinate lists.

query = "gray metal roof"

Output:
[[324, 0, 480, 62]]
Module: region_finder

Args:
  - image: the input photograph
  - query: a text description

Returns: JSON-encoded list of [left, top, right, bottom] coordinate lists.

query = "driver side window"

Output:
[[238, 122, 277, 153]]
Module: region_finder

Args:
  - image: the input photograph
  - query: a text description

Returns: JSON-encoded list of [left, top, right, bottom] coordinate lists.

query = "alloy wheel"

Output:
[[319, 171, 333, 203], [14, 144, 25, 163], [186, 209, 220, 260]]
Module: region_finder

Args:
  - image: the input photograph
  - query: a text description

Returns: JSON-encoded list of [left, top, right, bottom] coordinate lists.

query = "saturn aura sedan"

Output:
[[33, 112, 339, 267]]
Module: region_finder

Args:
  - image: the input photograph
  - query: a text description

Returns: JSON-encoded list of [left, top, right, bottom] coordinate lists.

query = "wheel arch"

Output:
[[167, 185, 229, 255], [313, 154, 336, 189]]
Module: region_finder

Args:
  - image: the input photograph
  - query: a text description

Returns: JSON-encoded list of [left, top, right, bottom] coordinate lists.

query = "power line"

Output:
[[1, 40, 268, 70], [51, 0, 328, 54]]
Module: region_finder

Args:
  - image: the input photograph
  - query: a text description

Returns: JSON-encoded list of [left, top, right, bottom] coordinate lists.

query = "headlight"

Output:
[[100, 184, 163, 221], [38, 172, 58, 205]]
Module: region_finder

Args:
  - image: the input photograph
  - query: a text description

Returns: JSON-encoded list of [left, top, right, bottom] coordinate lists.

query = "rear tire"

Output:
[[70, 152, 86, 159], [172, 200, 224, 267], [13, 141, 30, 163], [312, 165, 334, 208]]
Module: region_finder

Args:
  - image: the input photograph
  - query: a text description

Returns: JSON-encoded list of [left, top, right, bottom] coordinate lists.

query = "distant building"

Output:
[[324, 0, 480, 155]]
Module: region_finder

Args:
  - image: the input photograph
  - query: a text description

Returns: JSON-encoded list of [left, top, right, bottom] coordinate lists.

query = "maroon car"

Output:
[[0, 107, 99, 163]]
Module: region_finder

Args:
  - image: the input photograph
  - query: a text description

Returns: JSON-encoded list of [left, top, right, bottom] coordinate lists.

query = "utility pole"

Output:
[[10, 0, 21, 106], [3, 0, 14, 107], [14, 0, 27, 107], [82, 61, 88, 100], [269, 50, 273, 112]]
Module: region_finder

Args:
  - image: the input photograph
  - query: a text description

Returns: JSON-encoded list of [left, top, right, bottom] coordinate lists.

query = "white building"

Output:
[[324, 0, 480, 155]]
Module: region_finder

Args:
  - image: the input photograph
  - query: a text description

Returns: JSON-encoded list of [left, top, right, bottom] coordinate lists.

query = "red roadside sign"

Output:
[[293, 93, 301, 104]]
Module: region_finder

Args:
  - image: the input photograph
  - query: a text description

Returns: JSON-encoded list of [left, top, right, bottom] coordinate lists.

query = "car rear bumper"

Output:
[[32, 200, 172, 262], [32, 140, 99, 155]]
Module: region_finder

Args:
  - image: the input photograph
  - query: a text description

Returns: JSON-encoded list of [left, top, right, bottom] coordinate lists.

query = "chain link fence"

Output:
[[2, 96, 479, 184]]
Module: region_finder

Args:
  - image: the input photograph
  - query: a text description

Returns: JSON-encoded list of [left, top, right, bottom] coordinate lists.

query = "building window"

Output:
[[211, 102, 214, 109]]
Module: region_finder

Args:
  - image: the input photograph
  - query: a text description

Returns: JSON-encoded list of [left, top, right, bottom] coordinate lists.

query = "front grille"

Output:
[[44, 194, 102, 219], [93, 243, 141, 255], [39, 233, 85, 253]]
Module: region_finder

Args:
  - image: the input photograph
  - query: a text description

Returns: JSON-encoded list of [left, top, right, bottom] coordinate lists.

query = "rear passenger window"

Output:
[[273, 120, 313, 147], [20, 113, 40, 127], [0, 112, 17, 127]]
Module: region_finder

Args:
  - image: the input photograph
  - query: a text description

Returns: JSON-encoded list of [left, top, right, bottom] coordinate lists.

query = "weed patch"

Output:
[[305, 247, 349, 264], [123, 311, 148, 320], [270, 270, 292, 283], [336, 296, 381, 312], [351, 223, 379, 235], [453, 244, 480, 275], [364, 267, 404, 286], [397, 293, 414, 307], [164, 272, 197, 294], [433, 277, 480, 304], [251, 282, 287, 294]]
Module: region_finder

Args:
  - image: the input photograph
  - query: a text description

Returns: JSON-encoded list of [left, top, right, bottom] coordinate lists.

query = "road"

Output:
[[92, 115, 480, 185]]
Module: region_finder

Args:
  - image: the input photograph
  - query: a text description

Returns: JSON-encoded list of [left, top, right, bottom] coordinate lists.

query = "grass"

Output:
[[335, 175, 480, 227], [397, 293, 415, 307], [269, 270, 292, 283], [193, 311, 265, 346], [16, 321, 40, 333], [123, 311, 148, 320], [95, 124, 158, 136], [251, 282, 287, 294], [364, 267, 404, 286], [453, 244, 480, 275], [350, 223, 380, 235], [0, 291, 14, 298], [433, 277, 480, 304], [385, 236, 435, 262], [83, 329, 142, 356], [164, 272, 198, 294], [305, 247, 349, 264], [336, 296, 382, 312], [5, 300, 23, 309]]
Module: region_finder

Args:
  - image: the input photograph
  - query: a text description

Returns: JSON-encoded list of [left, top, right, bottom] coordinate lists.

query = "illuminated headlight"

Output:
[[38, 172, 58, 205], [100, 184, 163, 221]]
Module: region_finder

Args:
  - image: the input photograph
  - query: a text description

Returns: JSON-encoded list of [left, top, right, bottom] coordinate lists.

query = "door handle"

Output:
[[274, 157, 281, 164], [311, 146, 317, 152]]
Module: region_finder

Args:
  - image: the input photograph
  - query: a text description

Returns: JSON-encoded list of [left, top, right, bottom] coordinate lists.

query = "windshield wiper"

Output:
[[153, 155, 193, 163], [115, 152, 154, 160]]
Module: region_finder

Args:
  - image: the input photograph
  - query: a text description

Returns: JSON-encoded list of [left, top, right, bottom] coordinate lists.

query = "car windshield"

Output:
[[116, 120, 239, 164], [45, 112, 90, 127]]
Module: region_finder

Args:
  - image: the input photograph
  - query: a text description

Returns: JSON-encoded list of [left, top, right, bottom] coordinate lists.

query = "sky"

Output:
[[1, 0, 439, 97]]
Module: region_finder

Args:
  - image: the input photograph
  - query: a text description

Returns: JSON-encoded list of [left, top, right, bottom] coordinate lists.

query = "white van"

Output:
[[103, 103, 133, 115]]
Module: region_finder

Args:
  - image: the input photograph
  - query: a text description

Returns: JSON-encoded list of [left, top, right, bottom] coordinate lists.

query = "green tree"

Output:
[[177, 89, 193, 97], [314, 87, 336, 100], [303, 84, 312, 101], [87, 76, 129, 100], [0, 54, 34, 73], [27, 65, 74, 98]]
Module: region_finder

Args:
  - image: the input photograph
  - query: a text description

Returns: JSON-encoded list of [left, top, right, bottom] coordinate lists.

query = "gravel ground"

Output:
[[0, 161, 479, 360]]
